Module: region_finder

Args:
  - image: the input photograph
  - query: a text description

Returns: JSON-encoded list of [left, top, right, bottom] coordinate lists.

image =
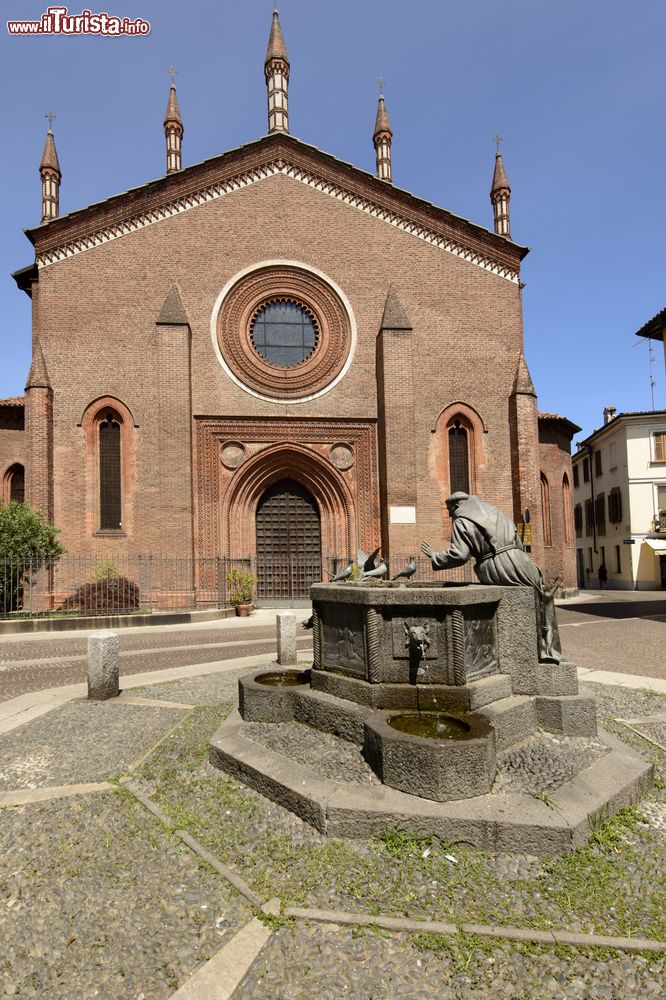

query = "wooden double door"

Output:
[[255, 479, 322, 600]]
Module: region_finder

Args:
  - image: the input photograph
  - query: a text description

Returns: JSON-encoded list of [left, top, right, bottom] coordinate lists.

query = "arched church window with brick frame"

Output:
[[432, 404, 485, 506], [562, 472, 573, 545], [541, 472, 552, 547], [448, 420, 470, 494], [3, 464, 25, 504], [99, 412, 122, 530], [80, 397, 136, 536]]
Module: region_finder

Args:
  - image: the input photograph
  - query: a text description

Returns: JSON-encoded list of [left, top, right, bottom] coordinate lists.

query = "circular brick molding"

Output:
[[213, 262, 355, 402], [330, 443, 355, 471], [220, 441, 246, 470]]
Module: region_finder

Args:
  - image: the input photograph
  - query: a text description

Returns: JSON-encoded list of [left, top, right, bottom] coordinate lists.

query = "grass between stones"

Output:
[[129, 701, 666, 948]]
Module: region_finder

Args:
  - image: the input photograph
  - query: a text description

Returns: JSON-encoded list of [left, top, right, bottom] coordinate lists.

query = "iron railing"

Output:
[[0, 552, 474, 619], [0, 555, 251, 619]]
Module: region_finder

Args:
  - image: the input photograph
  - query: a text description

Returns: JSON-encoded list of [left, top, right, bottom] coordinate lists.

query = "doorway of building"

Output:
[[576, 548, 586, 590], [255, 478, 322, 602]]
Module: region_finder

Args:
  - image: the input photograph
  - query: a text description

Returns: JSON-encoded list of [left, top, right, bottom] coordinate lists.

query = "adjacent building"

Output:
[[572, 408, 666, 590], [1, 10, 578, 601], [636, 308, 666, 374]]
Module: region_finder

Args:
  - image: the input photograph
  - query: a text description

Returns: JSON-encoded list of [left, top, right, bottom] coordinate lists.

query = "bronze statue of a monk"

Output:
[[421, 492, 562, 663]]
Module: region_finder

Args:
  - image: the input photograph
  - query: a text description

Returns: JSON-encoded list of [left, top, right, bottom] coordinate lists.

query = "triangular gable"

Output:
[[26, 134, 527, 283]]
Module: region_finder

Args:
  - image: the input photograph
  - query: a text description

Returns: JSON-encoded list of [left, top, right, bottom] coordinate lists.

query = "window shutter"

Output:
[[654, 433, 666, 463]]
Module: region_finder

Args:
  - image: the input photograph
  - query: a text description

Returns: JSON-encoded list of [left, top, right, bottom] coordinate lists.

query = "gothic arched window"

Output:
[[562, 472, 572, 545], [99, 413, 122, 530], [3, 464, 25, 504], [432, 404, 485, 526], [541, 472, 552, 547], [80, 396, 135, 536], [449, 421, 470, 494]]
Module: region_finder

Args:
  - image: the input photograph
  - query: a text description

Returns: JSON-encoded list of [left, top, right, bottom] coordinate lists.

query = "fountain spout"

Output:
[[403, 622, 431, 657]]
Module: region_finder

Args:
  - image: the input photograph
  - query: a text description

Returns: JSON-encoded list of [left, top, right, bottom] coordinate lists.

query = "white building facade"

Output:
[[572, 409, 666, 591]]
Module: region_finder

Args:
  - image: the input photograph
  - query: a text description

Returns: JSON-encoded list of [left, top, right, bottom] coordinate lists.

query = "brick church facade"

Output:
[[2, 11, 578, 598]]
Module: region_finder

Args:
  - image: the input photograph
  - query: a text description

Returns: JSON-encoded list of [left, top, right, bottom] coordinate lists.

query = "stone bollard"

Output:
[[276, 611, 297, 666], [87, 630, 120, 700]]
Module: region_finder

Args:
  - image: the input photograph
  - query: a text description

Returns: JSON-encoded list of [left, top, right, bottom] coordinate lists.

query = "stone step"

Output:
[[293, 687, 369, 743], [311, 668, 513, 713], [467, 673, 513, 710], [471, 695, 538, 750], [536, 695, 597, 736]]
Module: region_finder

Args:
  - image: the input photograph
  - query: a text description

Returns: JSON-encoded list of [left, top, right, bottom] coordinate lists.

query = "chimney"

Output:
[[603, 406, 617, 425]]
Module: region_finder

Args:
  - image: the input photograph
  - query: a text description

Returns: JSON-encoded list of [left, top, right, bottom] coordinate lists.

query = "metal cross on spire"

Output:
[[493, 133, 503, 153], [167, 66, 178, 85], [45, 112, 56, 130], [378, 77, 386, 97]]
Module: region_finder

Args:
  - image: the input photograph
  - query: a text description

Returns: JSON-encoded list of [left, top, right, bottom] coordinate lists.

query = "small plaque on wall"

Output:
[[389, 506, 417, 524]]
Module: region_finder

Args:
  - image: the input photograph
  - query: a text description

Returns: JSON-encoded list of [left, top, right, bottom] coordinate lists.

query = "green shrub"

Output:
[[226, 567, 256, 605], [60, 576, 140, 613], [0, 501, 64, 612], [87, 558, 120, 582]]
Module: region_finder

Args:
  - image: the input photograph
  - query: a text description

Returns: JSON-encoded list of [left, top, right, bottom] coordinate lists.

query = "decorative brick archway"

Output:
[[222, 443, 354, 558], [194, 417, 380, 561]]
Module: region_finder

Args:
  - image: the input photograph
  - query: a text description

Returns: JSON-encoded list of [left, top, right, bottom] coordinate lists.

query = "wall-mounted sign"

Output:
[[518, 523, 532, 547], [390, 506, 417, 524]]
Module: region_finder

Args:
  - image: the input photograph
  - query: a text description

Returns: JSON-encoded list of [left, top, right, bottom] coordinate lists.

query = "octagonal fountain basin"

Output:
[[255, 670, 311, 687], [363, 710, 496, 802], [239, 668, 311, 723], [387, 712, 472, 740]]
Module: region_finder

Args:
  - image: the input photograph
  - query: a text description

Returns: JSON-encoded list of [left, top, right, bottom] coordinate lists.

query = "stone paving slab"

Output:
[[0, 781, 112, 807], [560, 617, 666, 682], [0, 700, 185, 788], [0, 792, 252, 999]]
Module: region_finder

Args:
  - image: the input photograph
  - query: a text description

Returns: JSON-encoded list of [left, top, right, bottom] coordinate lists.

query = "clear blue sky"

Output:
[[1, 0, 664, 442]]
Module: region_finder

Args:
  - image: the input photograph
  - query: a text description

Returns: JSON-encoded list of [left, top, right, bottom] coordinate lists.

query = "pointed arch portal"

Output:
[[219, 441, 356, 599]]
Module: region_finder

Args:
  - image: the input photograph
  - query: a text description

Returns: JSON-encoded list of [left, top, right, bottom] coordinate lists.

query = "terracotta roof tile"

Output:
[[635, 306, 666, 341]]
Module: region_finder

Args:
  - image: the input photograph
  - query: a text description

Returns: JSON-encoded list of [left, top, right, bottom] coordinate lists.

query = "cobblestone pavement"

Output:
[[0, 699, 184, 789], [0, 614, 313, 701], [234, 923, 666, 1000], [0, 604, 665, 998], [1, 794, 251, 999], [0, 665, 665, 997]]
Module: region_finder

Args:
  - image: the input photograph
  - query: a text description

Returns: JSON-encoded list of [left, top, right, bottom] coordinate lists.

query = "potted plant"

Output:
[[226, 568, 256, 616]]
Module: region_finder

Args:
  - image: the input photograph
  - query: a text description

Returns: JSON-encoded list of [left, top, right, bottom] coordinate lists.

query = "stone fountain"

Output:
[[210, 498, 653, 854]]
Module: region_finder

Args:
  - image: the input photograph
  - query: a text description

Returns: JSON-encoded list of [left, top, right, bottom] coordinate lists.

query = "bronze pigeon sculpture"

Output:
[[392, 557, 416, 581]]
